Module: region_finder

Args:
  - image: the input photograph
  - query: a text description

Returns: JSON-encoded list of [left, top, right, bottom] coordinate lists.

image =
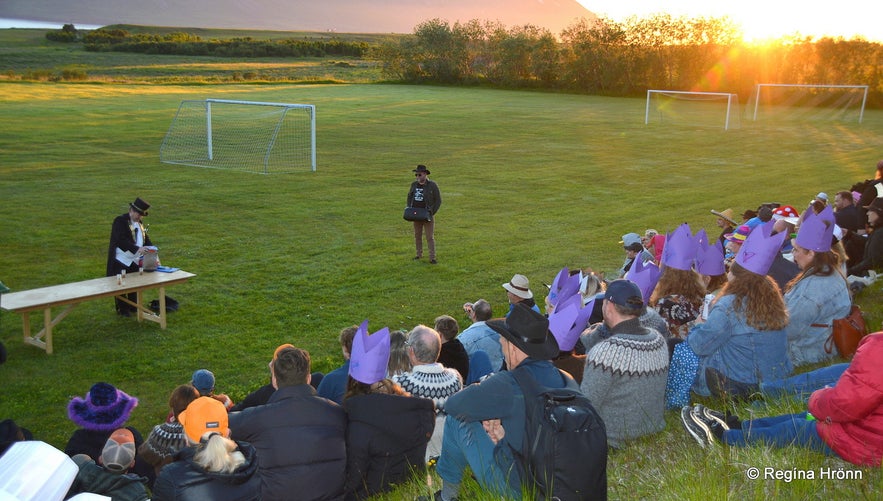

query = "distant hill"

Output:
[[0, 0, 596, 34]]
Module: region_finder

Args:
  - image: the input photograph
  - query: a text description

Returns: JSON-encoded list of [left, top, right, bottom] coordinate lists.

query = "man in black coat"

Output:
[[229, 346, 347, 501], [106, 197, 152, 316], [407, 164, 442, 263]]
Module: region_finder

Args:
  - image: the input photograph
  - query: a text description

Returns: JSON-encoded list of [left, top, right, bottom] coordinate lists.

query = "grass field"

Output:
[[1, 38, 883, 499]]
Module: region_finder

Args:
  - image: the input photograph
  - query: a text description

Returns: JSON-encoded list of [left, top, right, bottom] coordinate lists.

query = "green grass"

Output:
[[1, 79, 882, 499]]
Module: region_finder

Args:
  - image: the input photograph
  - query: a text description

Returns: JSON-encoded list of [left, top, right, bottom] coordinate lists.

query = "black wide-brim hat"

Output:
[[130, 197, 150, 216], [487, 303, 559, 360], [412, 164, 430, 175]]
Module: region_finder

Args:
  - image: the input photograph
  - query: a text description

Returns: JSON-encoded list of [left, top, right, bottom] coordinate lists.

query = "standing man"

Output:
[[407, 164, 442, 264], [106, 197, 152, 316]]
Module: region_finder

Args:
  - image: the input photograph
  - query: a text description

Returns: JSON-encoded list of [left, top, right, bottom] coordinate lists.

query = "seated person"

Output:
[[316, 325, 359, 404], [434, 315, 469, 382], [138, 384, 199, 475], [847, 198, 883, 277], [67, 428, 149, 501], [683, 332, 883, 467], [581, 280, 669, 448], [343, 323, 435, 500]]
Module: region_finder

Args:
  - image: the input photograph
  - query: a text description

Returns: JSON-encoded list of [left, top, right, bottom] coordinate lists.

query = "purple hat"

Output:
[[794, 205, 835, 252], [549, 293, 595, 352], [626, 257, 660, 305], [548, 303, 580, 352], [348, 320, 391, 385], [735, 221, 787, 275], [660, 223, 697, 271], [68, 382, 139, 432], [695, 229, 726, 276], [547, 267, 580, 308]]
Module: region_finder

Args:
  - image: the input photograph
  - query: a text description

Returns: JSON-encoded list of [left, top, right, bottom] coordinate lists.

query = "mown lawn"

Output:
[[1, 78, 881, 499]]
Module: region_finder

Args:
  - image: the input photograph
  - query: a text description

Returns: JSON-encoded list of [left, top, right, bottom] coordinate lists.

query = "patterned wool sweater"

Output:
[[392, 363, 462, 414], [580, 317, 669, 448]]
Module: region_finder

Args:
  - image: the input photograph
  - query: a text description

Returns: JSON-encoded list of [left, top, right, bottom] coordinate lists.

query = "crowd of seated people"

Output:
[[5, 170, 883, 499]]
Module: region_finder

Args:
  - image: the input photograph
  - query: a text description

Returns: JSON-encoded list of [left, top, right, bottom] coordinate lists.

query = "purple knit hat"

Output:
[[348, 320, 390, 385], [68, 382, 138, 432], [660, 223, 697, 271], [626, 256, 661, 305], [735, 220, 787, 275], [548, 293, 595, 351], [547, 267, 580, 308], [794, 205, 835, 252], [696, 229, 726, 276]]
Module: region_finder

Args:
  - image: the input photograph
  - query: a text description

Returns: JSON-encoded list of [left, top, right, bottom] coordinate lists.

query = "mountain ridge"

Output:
[[0, 0, 596, 34]]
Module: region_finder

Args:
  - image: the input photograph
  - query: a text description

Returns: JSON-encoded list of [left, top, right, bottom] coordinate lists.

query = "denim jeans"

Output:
[[723, 412, 837, 456], [761, 363, 848, 399], [436, 417, 521, 499]]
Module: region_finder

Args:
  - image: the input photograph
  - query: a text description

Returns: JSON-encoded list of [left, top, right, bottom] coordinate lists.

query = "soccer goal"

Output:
[[749, 84, 869, 124], [645, 90, 741, 130], [160, 99, 316, 173]]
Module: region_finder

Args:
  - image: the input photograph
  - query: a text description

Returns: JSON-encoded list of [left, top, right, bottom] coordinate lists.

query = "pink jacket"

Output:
[[809, 333, 883, 466]]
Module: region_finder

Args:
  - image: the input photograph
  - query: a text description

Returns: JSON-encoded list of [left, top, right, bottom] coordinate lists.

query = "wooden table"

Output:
[[0, 270, 195, 354]]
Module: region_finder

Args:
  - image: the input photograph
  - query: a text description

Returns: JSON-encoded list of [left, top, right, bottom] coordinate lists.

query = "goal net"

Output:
[[748, 84, 868, 124], [645, 90, 741, 130], [160, 99, 316, 173]]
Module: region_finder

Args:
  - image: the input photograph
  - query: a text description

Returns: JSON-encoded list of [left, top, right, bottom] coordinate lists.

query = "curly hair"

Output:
[[649, 267, 706, 307], [720, 263, 788, 331]]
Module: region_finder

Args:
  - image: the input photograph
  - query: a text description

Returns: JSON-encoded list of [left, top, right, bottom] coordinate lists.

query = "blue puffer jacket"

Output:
[[687, 294, 792, 396], [151, 440, 260, 501]]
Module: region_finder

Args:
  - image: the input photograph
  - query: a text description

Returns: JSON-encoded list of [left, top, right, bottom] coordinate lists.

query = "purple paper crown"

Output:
[[795, 205, 835, 252], [68, 382, 139, 432], [695, 229, 726, 276], [547, 267, 580, 307], [626, 257, 660, 305], [735, 220, 787, 275], [348, 320, 391, 385], [548, 294, 595, 351], [660, 223, 697, 271]]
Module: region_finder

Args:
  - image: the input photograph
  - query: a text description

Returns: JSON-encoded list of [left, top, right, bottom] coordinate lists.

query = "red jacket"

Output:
[[809, 333, 883, 466]]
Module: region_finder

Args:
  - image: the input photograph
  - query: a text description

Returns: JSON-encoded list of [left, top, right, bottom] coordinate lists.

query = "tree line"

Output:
[[372, 16, 883, 107], [46, 17, 882, 107], [48, 26, 369, 58]]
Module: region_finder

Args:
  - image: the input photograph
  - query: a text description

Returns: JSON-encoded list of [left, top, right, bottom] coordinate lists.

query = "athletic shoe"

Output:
[[695, 404, 729, 431], [681, 406, 712, 448]]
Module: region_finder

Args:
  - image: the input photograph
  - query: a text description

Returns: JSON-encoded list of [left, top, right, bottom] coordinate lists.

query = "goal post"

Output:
[[750, 84, 869, 124], [160, 99, 316, 173], [645, 90, 740, 131]]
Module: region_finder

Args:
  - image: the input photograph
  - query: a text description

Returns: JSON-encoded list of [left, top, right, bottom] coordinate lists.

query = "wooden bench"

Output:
[[0, 270, 196, 354]]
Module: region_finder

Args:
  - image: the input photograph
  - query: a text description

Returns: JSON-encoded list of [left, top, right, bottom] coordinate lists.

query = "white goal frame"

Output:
[[645, 90, 740, 131], [750, 84, 869, 124], [160, 99, 316, 173]]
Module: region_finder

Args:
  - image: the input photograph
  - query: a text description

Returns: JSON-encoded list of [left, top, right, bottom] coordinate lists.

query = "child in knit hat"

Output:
[[139, 384, 200, 475]]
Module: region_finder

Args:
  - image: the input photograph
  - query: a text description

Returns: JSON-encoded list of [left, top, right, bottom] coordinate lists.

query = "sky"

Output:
[[577, 0, 881, 42]]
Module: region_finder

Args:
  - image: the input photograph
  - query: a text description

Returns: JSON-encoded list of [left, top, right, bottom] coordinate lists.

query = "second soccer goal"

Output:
[[160, 99, 317, 174]]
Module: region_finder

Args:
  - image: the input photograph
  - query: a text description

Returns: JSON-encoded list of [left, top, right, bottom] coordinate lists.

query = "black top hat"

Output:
[[865, 198, 883, 214], [487, 303, 559, 360], [130, 197, 150, 216], [412, 165, 431, 175]]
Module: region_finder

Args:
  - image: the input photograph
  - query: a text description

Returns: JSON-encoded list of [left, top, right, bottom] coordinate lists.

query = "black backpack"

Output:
[[510, 367, 607, 501]]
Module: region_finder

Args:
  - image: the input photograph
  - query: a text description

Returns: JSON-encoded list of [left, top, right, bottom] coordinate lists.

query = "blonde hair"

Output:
[[387, 330, 411, 376], [193, 433, 245, 474]]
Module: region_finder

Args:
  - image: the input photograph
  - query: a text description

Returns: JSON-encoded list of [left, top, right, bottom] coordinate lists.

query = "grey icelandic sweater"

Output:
[[580, 317, 669, 449]]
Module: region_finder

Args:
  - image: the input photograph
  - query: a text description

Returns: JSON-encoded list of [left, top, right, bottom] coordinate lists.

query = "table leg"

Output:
[[44, 308, 53, 354], [158, 286, 167, 329]]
